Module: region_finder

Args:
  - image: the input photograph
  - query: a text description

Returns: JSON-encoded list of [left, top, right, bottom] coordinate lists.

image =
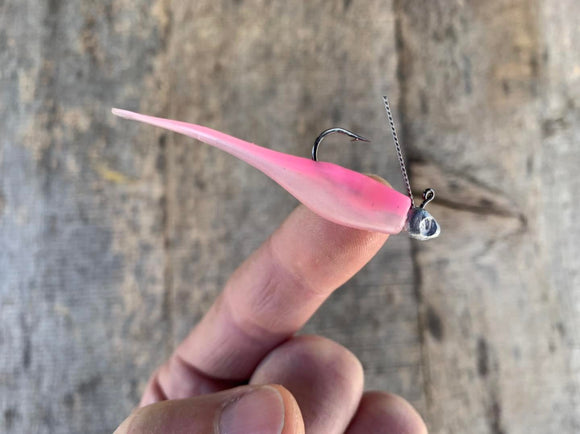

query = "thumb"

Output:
[[114, 385, 304, 434]]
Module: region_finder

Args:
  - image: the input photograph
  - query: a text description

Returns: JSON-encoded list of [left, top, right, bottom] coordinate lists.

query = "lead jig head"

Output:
[[406, 188, 440, 240]]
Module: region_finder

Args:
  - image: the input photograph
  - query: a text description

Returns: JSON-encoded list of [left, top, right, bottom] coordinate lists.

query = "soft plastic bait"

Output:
[[112, 97, 440, 240]]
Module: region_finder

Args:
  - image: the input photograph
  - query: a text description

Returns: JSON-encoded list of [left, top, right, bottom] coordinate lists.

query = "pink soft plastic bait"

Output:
[[112, 108, 412, 235]]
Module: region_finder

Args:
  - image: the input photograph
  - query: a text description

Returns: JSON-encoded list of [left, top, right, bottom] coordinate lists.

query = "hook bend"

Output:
[[312, 127, 370, 162]]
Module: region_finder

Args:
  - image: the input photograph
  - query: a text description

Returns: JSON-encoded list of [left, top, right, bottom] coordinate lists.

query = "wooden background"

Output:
[[1, 1, 578, 433]]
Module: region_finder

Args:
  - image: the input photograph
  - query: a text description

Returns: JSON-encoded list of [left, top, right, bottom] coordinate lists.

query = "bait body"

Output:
[[112, 109, 411, 234]]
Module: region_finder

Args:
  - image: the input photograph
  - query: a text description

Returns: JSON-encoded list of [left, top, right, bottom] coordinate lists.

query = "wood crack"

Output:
[[410, 159, 527, 225]]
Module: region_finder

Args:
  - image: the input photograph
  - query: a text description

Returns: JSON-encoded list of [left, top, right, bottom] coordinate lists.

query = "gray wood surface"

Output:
[[1, 1, 578, 433]]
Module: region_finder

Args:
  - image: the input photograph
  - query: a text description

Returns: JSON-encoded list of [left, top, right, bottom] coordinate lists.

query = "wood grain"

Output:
[[0, 1, 578, 433], [398, 0, 580, 432]]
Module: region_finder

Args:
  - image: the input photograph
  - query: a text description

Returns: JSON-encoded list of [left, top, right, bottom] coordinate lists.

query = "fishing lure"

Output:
[[112, 96, 440, 240]]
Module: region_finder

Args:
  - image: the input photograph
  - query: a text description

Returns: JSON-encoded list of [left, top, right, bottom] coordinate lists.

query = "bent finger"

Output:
[[147, 197, 390, 402], [117, 385, 303, 434], [185, 205, 388, 377]]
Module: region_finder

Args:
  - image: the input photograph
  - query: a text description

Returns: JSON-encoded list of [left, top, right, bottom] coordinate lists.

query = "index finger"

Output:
[[144, 203, 389, 403]]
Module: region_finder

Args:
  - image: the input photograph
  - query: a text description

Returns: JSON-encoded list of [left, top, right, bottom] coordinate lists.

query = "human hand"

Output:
[[114, 204, 427, 433]]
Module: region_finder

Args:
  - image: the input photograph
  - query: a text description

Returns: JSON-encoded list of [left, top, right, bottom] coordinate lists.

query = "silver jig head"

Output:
[[382, 96, 440, 240], [312, 128, 370, 162]]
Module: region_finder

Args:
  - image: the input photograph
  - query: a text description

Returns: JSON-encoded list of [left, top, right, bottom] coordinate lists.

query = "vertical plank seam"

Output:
[[161, 133, 175, 355], [158, 0, 175, 355], [392, 0, 434, 417]]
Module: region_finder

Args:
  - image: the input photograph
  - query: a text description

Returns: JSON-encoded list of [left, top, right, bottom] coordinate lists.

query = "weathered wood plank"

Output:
[[398, 0, 580, 432], [1, 1, 422, 432], [1, 0, 579, 433], [538, 1, 580, 430], [1, 1, 172, 432]]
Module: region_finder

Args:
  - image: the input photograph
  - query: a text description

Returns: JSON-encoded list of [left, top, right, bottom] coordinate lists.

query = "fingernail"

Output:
[[219, 386, 285, 434], [364, 173, 392, 187]]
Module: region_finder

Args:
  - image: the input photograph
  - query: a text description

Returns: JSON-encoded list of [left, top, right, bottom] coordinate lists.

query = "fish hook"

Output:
[[311, 128, 370, 162]]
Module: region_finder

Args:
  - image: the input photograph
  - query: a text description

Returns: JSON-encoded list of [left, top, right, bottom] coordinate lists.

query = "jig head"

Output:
[[405, 188, 440, 240]]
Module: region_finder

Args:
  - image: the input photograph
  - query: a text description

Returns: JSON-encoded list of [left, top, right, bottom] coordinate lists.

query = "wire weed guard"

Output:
[[382, 96, 440, 241]]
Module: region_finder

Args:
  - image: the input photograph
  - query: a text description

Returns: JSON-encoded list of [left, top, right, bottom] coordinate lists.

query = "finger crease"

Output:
[[266, 235, 328, 299], [174, 352, 246, 385], [224, 283, 286, 344]]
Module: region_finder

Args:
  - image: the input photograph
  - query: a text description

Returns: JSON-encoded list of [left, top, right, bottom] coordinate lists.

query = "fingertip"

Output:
[[347, 391, 428, 434], [272, 205, 389, 294], [364, 173, 393, 188]]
